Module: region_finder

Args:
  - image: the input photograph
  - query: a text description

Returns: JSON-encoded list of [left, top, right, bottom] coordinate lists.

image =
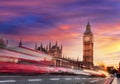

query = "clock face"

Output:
[[85, 37, 90, 41]]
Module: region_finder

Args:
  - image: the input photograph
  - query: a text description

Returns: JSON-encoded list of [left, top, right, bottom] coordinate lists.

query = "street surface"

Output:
[[112, 77, 120, 84], [0, 75, 113, 84]]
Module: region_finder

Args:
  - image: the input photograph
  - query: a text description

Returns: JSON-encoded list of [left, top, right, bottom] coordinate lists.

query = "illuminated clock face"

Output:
[[85, 37, 90, 41]]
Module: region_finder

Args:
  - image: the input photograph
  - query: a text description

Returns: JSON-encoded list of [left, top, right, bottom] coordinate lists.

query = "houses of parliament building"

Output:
[[35, 21, 94, 69]]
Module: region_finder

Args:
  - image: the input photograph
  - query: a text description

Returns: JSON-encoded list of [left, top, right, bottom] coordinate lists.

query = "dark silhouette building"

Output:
[[35, 42, 83, 69], [0, 38, 7, 48], [35, 42, 62, 58]]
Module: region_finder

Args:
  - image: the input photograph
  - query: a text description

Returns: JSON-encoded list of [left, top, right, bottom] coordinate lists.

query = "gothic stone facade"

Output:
[[83, 21, 94, 69], [35, 42, 62, 58]]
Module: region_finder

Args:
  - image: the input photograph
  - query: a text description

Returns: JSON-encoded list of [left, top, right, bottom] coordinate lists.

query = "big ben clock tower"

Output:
[[83, 21, 94, 69]]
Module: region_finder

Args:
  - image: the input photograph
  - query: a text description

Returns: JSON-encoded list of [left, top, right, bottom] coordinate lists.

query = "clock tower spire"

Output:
[[84, 20, 92, 34], [83, 21, 94, 69]]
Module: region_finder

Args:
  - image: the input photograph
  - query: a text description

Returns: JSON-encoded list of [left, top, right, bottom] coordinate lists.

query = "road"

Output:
[[118, 78, 120, 84], [0, 75, 113, 84], [112, 77, 120, 84]]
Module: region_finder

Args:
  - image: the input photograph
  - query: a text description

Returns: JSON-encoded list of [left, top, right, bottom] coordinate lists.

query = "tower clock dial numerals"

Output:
[[85, 37, 90, 41]]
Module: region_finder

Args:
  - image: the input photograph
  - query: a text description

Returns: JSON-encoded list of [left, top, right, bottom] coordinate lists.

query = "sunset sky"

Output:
[[0, 0, 120, 67]]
